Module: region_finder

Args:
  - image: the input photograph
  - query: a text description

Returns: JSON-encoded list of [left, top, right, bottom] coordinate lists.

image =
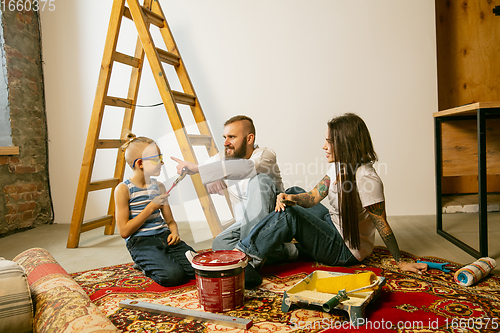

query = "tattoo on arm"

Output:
[[294, 192, 317, 208], [293, 175, 331, 208], [316, 175, 331, 198], [366, 202, 402, 264]]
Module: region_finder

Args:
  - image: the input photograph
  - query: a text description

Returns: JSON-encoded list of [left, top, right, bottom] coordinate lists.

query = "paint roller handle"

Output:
[[322, 290, 348, 312], [347, 279, 380, 293], [322, 279, 380, 312]]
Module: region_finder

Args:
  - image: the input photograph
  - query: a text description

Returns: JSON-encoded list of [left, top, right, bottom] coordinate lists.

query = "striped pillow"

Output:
[[0, 258, 33, 333]]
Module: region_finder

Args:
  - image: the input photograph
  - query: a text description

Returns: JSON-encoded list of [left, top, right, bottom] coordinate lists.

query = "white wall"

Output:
[[40, 0, 437, 233]]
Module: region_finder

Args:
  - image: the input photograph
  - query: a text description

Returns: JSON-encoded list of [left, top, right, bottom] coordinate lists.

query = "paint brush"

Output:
[[166, 167, 188, 194]]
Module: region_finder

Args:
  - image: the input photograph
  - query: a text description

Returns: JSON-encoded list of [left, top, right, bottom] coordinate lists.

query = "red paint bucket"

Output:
[[190, 250, 248, 312]]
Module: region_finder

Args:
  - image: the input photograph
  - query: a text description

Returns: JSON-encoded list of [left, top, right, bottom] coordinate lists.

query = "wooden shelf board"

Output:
[[434, 102, 500, 118]]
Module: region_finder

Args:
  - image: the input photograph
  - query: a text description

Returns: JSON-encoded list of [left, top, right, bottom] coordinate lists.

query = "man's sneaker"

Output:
[[244, 263, 262, 289]]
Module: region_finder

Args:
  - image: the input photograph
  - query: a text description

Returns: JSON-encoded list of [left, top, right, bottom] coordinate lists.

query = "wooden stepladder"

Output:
[[67, 0, 231, 248]]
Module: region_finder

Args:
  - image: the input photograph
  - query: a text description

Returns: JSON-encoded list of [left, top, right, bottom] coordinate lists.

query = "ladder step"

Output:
[[123, 6, 164, 28], [172, 91, 196, 106], [97, 139, 123, 149], [89, 178, 121, 192], [188, 134, 214, 147], [157, 48, 180, 67], [114, 51, 141, 68], [81, 215, 113, 233], [104, 96, 134, 108], [141, 6, 165, 27]]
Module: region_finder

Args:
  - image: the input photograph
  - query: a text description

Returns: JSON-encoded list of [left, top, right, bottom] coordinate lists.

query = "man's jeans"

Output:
[[126, 230, 195, 286], [212, 174, 289, 262], [236, 187, 359, 267]]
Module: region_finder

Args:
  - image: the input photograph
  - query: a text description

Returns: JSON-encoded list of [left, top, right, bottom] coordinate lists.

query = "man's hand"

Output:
[[206, 180, 227, 195], [170, 156, 199, 175]]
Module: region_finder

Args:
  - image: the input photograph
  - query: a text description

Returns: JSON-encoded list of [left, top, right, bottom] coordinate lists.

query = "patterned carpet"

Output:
[[71, 247, 500, 332]]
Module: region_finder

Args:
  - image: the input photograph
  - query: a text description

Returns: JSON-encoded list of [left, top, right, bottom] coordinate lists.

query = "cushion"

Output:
[[0, 257, 33, 333]]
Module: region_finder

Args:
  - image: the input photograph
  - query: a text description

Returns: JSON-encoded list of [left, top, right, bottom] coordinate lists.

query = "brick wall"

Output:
[[0, 6, 53, 236]]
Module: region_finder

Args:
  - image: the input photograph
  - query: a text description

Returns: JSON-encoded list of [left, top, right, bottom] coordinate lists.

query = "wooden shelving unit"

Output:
[[434, 103, 500, 258], [434, 1, 500, 257]]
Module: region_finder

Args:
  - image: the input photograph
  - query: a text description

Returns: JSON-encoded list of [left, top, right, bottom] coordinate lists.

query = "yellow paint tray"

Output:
[[281, 270, 385, 326]]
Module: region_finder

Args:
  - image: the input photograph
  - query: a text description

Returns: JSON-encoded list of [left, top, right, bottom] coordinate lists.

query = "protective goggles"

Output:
[[132, 154, 163, 168]]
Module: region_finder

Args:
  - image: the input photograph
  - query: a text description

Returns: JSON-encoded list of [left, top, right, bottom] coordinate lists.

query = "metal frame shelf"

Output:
[[434, 102, 500, 258]]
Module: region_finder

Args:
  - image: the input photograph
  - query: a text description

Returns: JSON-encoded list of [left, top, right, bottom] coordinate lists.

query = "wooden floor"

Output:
[[1, 213, 499, 275]]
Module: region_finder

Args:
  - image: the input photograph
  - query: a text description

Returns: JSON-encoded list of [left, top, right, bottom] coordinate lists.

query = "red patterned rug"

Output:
[[71, 247, 500, 332]]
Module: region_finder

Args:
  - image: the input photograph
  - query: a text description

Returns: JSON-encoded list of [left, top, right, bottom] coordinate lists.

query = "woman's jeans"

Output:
[[236, 187, 359, 267], [126, 230, 195, 286]]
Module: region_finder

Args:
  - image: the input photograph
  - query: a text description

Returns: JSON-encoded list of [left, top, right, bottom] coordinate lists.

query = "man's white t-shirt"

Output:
[[326, 163, 385, 261], [198, 145, 284, 205]]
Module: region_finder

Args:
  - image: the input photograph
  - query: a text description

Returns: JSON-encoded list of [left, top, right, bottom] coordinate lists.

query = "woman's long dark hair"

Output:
[[328, 113, 378, 250]]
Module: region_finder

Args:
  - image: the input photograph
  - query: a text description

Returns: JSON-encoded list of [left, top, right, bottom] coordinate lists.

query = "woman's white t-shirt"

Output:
[[326, 163, 385, 261]]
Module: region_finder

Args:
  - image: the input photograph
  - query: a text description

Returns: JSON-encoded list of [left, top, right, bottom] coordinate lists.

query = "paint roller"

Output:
[[317, 271, 379, 312], [454, 257, 496, 287], [316, 271, 378, 294]]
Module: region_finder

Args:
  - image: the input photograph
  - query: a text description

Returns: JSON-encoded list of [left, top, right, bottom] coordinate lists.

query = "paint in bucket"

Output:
[[189, 250, 248, 312]]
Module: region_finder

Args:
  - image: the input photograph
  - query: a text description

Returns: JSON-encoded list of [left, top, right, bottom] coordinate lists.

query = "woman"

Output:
[[236, 113, 427, 286]]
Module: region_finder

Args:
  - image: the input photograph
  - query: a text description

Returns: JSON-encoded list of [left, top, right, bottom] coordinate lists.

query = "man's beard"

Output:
[[225, 143, 247, 159]]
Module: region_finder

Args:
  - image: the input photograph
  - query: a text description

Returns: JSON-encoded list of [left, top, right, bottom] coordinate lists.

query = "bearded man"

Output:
[[172, 116, 299, 284]]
